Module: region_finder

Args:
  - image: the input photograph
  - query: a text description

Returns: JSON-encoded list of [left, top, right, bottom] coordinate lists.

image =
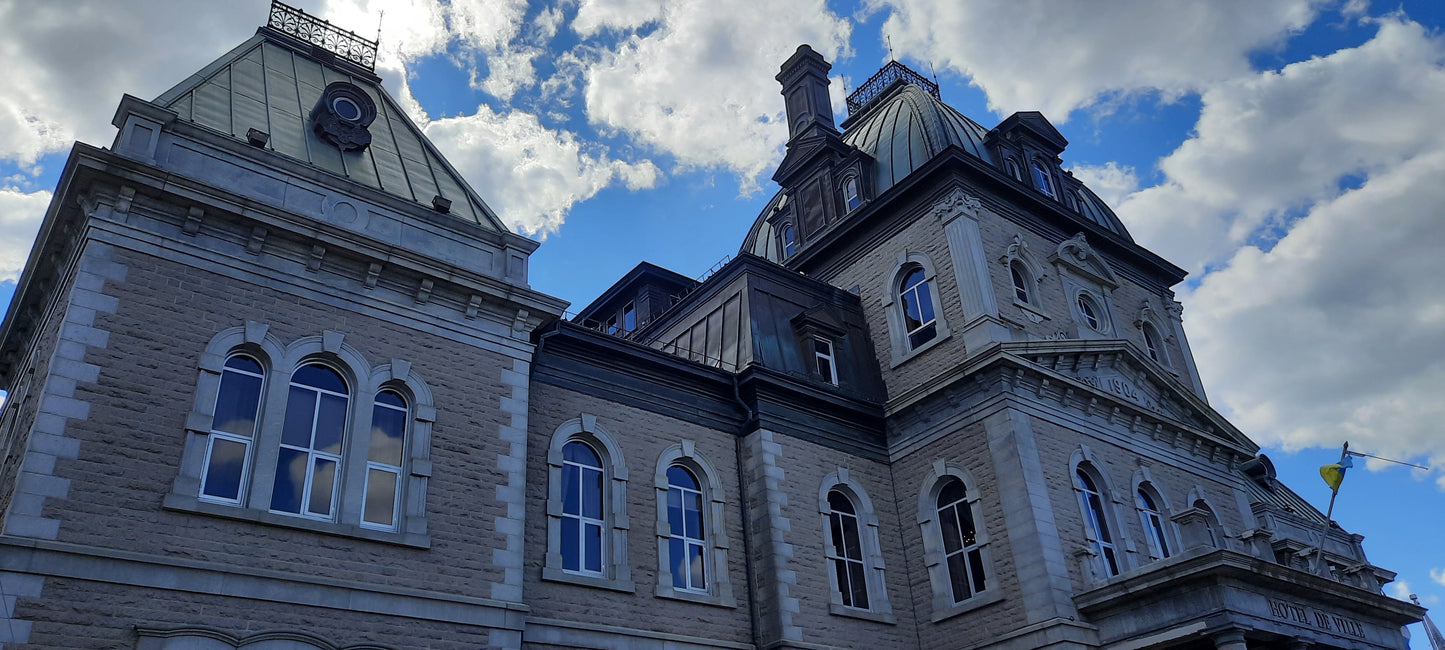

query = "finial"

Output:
[[929, 61, 939, 85], [886, 34, 894, 62], [376, 9, 385, 44]]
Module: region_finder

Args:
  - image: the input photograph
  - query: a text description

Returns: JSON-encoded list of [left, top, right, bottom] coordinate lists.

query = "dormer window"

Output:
[[622, 302, 636, 333], [782, 224, 797, 257], [1031, 161, 1055, 198], [1005, 158, 1023, 181], [843, 177, 861, 212]]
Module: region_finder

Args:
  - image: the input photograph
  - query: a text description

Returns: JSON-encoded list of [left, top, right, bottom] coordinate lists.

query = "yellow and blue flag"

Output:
[[1319, 454, 1354, 493]]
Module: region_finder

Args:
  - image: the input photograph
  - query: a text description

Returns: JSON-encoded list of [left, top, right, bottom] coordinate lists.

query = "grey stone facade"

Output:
[[0, 13, 1424, 650]]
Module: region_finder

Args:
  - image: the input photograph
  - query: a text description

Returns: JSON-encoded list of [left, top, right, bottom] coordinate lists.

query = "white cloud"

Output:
[[578, 0, 852, 188], [875, 0, 1323, 121], [1432, 568, 1445, 588], [0, 0, 267, 164], [1182, 148, 1445, 483], [425, 105, 660, 236], [1067, 162, 1138, 208], [1117, 17, 1445, 273], [1389, 579, 1413, 601], [0, 188, 53, 282], [572, 0, 665, 38]]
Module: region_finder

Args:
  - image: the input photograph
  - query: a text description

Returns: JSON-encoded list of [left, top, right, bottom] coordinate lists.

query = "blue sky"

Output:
[[1, 0, 1443, 641]]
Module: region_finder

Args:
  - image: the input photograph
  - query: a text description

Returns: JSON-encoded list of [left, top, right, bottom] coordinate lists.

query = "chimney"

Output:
[[776, 45, 837, 140]]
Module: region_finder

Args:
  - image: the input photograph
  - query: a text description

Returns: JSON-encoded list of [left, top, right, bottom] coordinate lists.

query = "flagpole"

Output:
[[1309, 442, 1349, 573]]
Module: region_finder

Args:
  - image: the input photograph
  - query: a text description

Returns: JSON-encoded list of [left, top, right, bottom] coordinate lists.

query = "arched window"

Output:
[[825, 490, 869, 609], [272, 363, 349, 519], [561, 441, 606, 575], [1031, 161, 1055, 198], [1005, 158, 1022, 181], [1194, 499, 1222, 548], [843, 177, 861, 212], [1136, 486, 1172, 560], [361, 389, 407, 530], [936, 479, 987, 602], [1142, 323, 1163, 363], [1075, 469, 1120, 577], [781, 224, 797, 258], [900, 266, 938, 349], [666, 465, 707, 592], [200, 355, 265, 504], [1010, 261, 1032, 304]]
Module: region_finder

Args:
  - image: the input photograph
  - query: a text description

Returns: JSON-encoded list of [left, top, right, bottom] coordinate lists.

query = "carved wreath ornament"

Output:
[[310, 82, 376, 152]]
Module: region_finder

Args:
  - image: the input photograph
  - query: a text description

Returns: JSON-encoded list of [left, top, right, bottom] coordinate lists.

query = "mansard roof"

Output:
[[842, 82, 995, 198], [153, 29, 507, 232]]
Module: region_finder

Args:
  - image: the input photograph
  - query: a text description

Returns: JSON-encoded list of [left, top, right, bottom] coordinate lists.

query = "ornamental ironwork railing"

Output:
[[267, 0, 377, 71], [845, 60, 939, 115]]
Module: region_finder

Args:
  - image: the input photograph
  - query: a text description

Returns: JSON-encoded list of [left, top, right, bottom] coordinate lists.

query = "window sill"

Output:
[[1013, 300, 1050, 323], [930, 588, 1004, 623], [162, 493, 430, 549], [655, 584, 737, 609], [541, 566, 636, 593], [829, 602, 896, 624], [889, 331, 952, 369]]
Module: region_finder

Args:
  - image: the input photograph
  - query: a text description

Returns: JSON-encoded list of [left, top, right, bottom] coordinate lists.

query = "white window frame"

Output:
[[360, 390, 408, 531], [813, 336, 838, 385], [781, 223, 797, 258], [1136, 486, 1172, 561], [167, 324, 435, 548], [653, 441, 735, 607], [198, 354, 266, 506], [560, 441, 607, 577], [1031, 160, 1055, 198], [825, 490, 869, 609], [883, 251, 952, 367], [817, 469, 893, 622], [270, 362, 350, 521], [543, 415, 634, 592], [842, 175, 862, 212], [1069, 447, 1135, 581], [916, 461, 997, 622], [666, 465, 708, 592]]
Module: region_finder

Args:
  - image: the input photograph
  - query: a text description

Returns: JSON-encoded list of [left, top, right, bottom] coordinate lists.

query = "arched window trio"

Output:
[[178, 325, 434, 543], [1072, 452, 1199, 582]]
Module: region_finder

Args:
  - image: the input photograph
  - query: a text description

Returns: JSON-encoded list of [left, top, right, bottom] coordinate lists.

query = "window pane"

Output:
[[363, 467, 399, 527], [958, 505, 978, 546], [847, 561, 869, 610], [1088, 493, 1112, 540], [224, 356, 262, 374], [212, 371, 262, 438], [939, 506, 963, 553], [201, 437, 247, 500], [827, 491, 854, 514], [270, 447, 307, 513], [901, 268, 925, 291], [666, 465, 698, 490], [1102, 546, 1119, 575], [375, 390, 406, 408], [582, 467, 603, 520], [817, 357, 834, 384], [561, 517, 580, 571], [968, 549, 987, 593], [670, 537, 687, 588], [584, 523, 603, 572], [563, 441, 600, 467], [684, 491, 703, 539], [833, 558, 853, 606], [667, 488, 684, 536], [937, 480, 966, 508], [314, 393, 348, 454], [916, 285, 935, 322], [307, 457, 337, 516], [902, 291, 923, 329], [1151, 516, 1171, 557], [840, 516, 863, 560], [561, 464, 580, 515], [369, 405, 406, 465], [281, 387, 316, 447], [688, 542, 706, 589], [908, 323, 936, 348], [829, 513, 847, 556], [947, 552, 972, 602], [293, 364, 346, 393]]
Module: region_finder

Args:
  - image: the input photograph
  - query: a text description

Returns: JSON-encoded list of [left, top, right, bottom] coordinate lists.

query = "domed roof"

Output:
[[842, 83, 995, 197], [740, 79, 1135, 262]]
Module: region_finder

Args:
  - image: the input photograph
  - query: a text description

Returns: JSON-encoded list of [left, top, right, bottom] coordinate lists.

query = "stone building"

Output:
[[0, 6, 1425, 650]]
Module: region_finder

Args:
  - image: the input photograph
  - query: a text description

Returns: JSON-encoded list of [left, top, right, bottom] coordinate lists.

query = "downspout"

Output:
[[732, 371, 762, 650]]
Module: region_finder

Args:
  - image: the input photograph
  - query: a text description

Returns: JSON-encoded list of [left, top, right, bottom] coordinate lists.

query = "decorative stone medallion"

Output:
[[310, 82, 376, 152]]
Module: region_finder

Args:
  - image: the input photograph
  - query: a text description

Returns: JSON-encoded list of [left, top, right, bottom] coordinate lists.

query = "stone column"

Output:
[[933, 188, 1013, 353], [1164, 300, 1208, 400], [1210, 628, 1249, 650]]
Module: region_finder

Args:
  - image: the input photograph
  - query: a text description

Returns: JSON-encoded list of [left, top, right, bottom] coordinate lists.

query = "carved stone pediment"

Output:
[[1049, 233, 1119, 289], [930, 187, 983, 223]]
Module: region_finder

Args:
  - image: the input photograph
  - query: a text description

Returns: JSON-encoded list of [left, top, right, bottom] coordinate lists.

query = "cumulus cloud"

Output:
[[1433, 568, 1445, 587], [0, 188, 53, 282], [1117, 17, 1445, 273], [875, 0, 1323, 121], [426, 106, 660, 236], [1389, 579, 1413, 601], [0, 0, 267, 164], [1181, 149, 1445, 484], [573, 0, 665, 38], [578, 0, 852, 188], [1067, 162, 1138, 208]]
